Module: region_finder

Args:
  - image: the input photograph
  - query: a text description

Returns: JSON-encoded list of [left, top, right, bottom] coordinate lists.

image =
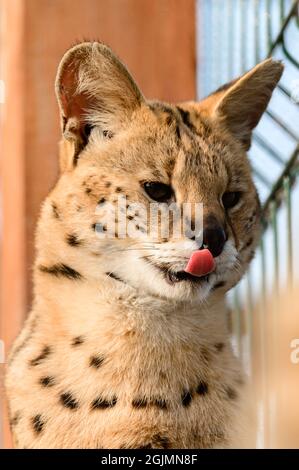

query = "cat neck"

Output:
[[33, 266, 230, 348]]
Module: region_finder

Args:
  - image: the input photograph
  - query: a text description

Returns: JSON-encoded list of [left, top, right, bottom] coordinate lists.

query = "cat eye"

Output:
[[222, 191, 241, 209], [143, 182, 173, 202]]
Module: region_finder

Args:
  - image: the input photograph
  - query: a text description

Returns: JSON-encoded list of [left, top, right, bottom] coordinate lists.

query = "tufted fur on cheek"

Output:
[[55, 42, 144, 169]]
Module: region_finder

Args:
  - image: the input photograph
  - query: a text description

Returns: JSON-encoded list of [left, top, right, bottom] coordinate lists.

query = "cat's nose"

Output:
[[203, 219, 227, 258]]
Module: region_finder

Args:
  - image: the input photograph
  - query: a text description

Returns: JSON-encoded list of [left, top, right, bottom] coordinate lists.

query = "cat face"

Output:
[[41, 42, 283, 302]]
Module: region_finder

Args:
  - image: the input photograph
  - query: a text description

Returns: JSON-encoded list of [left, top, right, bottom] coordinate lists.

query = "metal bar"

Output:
[[254, 0, 260, 64], [265, 0, 272, 51], [241, 0, 248, 72], [267, 0, 298, 57], [228, 0, 234, 79], [277, 85, 298, 107], [277, 83, 295, 100], [283, 176, 293, 283], [254, 134, 286, 165], [262, 143, 299, 219], [281, 34, 299, 68], [265, 109, 299, 141], [253, 167, 273, 188], [270, 201, 279, 293], [260, 237, 267, 306], [280, 0, 285, 23]]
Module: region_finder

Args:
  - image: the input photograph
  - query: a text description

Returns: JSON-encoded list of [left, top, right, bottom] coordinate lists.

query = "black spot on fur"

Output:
[[39, 376, 55, 387], [177, 106, 197, 133], [153, 434, 171, 449], [165, 114, 173, 126], [116, 187, 122, 193], [214, 281, 226, 289], [98, 197, 106, 205], [196, 381, 209, 396], [132, 397, 147, 408], [10, 411, 21, 428], [135, 434, 171, 449], [152, 398, 168, 410], [138, 443, 153, 449], [29, 346, 51, 367], [85, 187, 92, 195], [243, 237, 254, 251], [149, 102, 176, 118], [175, 125, 181, 140], [89, 355, 105, 368], [181, 390, 193, 407], [71, 336, 84, 346], [226, 386, 238, 400], [39, 263, 82, 280], [127, 215, 134, 220], [83, 123, 93, 139], [105, 181, 111, 188], [66, 233, 82, 247], [60, 392, 79, 410], [8, 315, 38, 366], [91, 396, 117, 410], [103, 129, 113, 138], [105, 272, 125, 283], [132, 397, 167, 410], [62, 116, 67, 132], [32, 414, 44, 434], [51, 203, 60, 219], [215, 342, 225, 352]]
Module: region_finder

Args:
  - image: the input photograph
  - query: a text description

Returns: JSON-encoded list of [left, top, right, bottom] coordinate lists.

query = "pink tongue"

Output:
[[184, 249, 215, 277]]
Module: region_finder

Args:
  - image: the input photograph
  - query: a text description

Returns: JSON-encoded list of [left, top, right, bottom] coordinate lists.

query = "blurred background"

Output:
[[0, 0, 298, 448]]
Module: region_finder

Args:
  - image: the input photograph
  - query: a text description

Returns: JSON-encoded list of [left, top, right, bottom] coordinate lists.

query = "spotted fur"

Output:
[[5, 42, 283, 448]]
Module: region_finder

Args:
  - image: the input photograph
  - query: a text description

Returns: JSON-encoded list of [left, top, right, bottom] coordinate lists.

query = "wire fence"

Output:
[[196, 0, 299, 447]]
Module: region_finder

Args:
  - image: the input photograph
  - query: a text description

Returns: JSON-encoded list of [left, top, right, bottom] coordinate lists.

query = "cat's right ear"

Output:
[[55, 42, 144, 168]]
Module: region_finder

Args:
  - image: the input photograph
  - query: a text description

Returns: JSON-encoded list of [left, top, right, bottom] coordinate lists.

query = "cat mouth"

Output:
[[164, 269, 210, 285], [142, 251, 213, 286], [143, 259, 210, 285]]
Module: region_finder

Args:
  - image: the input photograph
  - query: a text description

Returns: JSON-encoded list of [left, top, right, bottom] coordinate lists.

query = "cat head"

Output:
[[38, 42, 283, 302]]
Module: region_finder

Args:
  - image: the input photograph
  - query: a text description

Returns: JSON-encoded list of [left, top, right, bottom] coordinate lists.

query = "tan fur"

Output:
[[5, 42, 283, 448]]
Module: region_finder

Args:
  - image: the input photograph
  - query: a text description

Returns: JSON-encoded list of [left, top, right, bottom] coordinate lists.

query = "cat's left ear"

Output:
[[196, 59, 284, 150]]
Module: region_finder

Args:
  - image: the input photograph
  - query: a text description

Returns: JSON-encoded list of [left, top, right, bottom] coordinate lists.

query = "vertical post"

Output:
[[283, 176, 293, 285], [270, 201, 279, 293], [254, 0, 260, 64]]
